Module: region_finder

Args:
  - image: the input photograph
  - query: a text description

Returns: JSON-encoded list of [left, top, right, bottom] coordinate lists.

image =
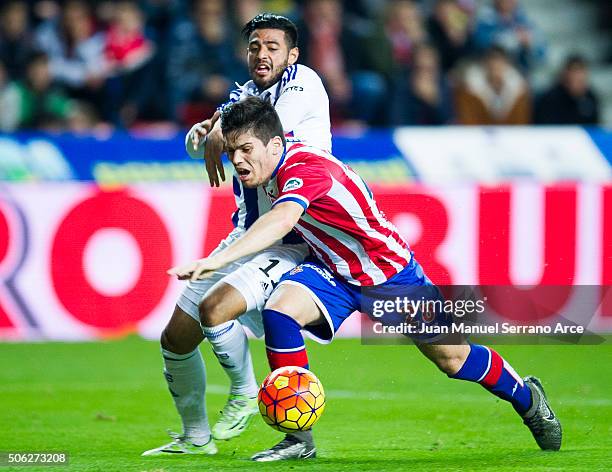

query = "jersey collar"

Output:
[[271, 145, 287, 179], [257, 66, 292, 105]]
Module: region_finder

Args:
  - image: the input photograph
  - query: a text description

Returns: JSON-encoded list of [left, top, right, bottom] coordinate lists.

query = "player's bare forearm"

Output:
[[218, 201, 302, 265], [204, 119, 225, 186], [167, 201, 303, 280]]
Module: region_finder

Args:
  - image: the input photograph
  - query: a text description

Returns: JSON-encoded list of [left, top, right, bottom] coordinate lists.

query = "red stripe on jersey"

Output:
[[298, 218, 375, 285], [292, 226, 339, 275], [281, 143, 411, 285], [307, 201, 405, 280], [305, 152, 410, 274], [333, 165, 411, 266], [482, 349, 504, 387], [266, 348, 309, 370]]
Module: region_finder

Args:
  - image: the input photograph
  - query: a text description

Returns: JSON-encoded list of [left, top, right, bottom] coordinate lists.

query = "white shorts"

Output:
[[177, 229, 308, 338]]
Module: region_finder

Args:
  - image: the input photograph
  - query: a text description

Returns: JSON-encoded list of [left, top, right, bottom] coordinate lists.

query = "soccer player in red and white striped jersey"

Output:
[[169, 97, 562, 462], [265, 141, 412, 286]]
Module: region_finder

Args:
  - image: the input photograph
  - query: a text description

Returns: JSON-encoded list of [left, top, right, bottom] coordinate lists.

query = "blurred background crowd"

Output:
[[0, 0, 610, 133]]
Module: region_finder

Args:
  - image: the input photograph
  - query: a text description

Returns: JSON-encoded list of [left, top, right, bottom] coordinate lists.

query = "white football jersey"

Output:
[[223, 64, 331, 236], [225, 64, 331, 151]]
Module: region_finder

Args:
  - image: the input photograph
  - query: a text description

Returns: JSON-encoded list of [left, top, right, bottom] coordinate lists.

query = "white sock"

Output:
[[202, 320, 258, 398], [161, 348, 210, 444]]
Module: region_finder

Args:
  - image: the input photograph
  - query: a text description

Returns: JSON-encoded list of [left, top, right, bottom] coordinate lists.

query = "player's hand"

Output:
[[204, 125, 226, 187], [191, 111, 219, 149], [167, 256, 224, 281], [185, 111, 226, 187]]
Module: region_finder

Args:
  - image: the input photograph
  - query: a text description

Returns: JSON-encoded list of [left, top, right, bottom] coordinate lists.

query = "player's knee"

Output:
[[432, 350, 467, 376], [199, 294, 226, 327], [160, 327, 192, 355], [263, 299, 302, 325], [261, 307, 302, 337]]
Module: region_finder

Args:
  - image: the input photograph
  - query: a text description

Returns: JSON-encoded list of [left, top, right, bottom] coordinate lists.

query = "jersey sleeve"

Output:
[[273, 158, 332, 211], [274, 65, 326, 135], [216, 85, 247, 113]]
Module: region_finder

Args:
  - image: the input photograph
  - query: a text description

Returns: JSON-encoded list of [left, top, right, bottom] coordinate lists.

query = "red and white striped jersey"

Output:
[[264, 142, 412, 286]]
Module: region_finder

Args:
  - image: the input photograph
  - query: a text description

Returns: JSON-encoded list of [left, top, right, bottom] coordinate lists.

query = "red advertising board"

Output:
[[0, 183, 609, 340]]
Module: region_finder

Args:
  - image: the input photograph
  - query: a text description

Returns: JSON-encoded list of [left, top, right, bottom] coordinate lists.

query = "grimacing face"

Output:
[[225, 130, 284, 188], [247, 28, 298, 90]]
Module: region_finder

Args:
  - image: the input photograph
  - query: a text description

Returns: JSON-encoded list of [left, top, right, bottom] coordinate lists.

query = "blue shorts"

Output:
[[277, 256, 449, 343]]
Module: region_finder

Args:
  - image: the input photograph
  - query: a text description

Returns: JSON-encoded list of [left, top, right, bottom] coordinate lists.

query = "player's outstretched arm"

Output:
[[167, 201, 303, 281], [184, 110, 226, 187]]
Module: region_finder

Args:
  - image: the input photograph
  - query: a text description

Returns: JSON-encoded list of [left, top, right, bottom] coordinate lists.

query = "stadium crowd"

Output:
[[0, 0, 605, 132]]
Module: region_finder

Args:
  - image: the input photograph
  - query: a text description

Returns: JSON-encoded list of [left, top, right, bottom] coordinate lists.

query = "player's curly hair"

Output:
[[221, 97, 285, 146], [242, 13, 298, 49]]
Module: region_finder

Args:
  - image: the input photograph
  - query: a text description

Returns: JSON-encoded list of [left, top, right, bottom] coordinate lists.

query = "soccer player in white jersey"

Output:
[[141, 14, 332, 457]]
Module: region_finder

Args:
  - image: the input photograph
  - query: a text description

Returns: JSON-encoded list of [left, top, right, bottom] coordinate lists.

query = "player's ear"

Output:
[[288, 47, 299, 65], [270, 135, 284, 154]]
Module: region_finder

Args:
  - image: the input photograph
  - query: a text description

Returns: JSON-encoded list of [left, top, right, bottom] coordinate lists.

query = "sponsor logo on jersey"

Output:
[[302, 263, 336, 286], [282, 177, 303, 192]]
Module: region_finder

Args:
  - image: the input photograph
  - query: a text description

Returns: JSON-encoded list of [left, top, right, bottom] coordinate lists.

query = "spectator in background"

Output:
[[383, 0, 427, 68], [66, 100, 103, 133], [34, 1, 107, 110], [390, 43, 453, 125], [0, 1, 37, 80], [0, 52, 74, 131], [364, 0, 427, 83], [167, 0, 247, 124], [0, 60, 15, 130], [427, 0, 474, 72], [298, 0, 386, 125], [231, 0, 264, 29], [139, 0, 183, 44], [261, 0, 296, 16], [474, 0, 545, 72], [535, 55, 600, 125], [454, 46, 530, 124], [103, 0, 156, 126]]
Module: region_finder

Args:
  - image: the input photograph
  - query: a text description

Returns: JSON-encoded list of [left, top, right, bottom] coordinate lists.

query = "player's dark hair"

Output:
[[221, 97, 285, 146], [484, 45, 510, 62], [563, 54, 588, 70], [242, 13, 298, 49]]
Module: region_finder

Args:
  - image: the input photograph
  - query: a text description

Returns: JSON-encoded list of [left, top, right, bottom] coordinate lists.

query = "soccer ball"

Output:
[[258, 366, 326, 433]]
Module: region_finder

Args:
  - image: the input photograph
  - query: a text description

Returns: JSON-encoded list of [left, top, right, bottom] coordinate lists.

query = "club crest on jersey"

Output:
[[289, 266, 304, 275], [282, 177, 303, 192]]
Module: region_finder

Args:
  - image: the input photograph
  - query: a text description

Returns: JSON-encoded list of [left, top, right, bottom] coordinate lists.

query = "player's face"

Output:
[[247, 28, 298, 90], [226, 130, 284, 188]]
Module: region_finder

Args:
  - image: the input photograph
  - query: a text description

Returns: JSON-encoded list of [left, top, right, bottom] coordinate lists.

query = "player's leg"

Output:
[[251, 261, 357, 462], [383, 254, 561, 450], [142, 305, 216, 456], [198, 281, 259, 440], [261, 283, 325, 370], [416, 342, 562, 450], [199, 245, 308, 440], [251, 283, 323, 462]]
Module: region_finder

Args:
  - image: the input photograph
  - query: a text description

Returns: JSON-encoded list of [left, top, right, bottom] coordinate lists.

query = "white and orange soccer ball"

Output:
[[257, 366, 326, 433]]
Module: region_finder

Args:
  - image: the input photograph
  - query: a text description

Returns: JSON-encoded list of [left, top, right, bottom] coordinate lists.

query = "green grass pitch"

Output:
[[1, 337, 610, 471]]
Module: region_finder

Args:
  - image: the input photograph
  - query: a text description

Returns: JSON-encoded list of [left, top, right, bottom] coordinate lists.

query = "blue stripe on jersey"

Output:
[[232, 175, 242, 196], [272, 196, 307, 211], [231, 176, 241, 227], [217, 93, 240, 112], [243, 187, 260, 229]]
